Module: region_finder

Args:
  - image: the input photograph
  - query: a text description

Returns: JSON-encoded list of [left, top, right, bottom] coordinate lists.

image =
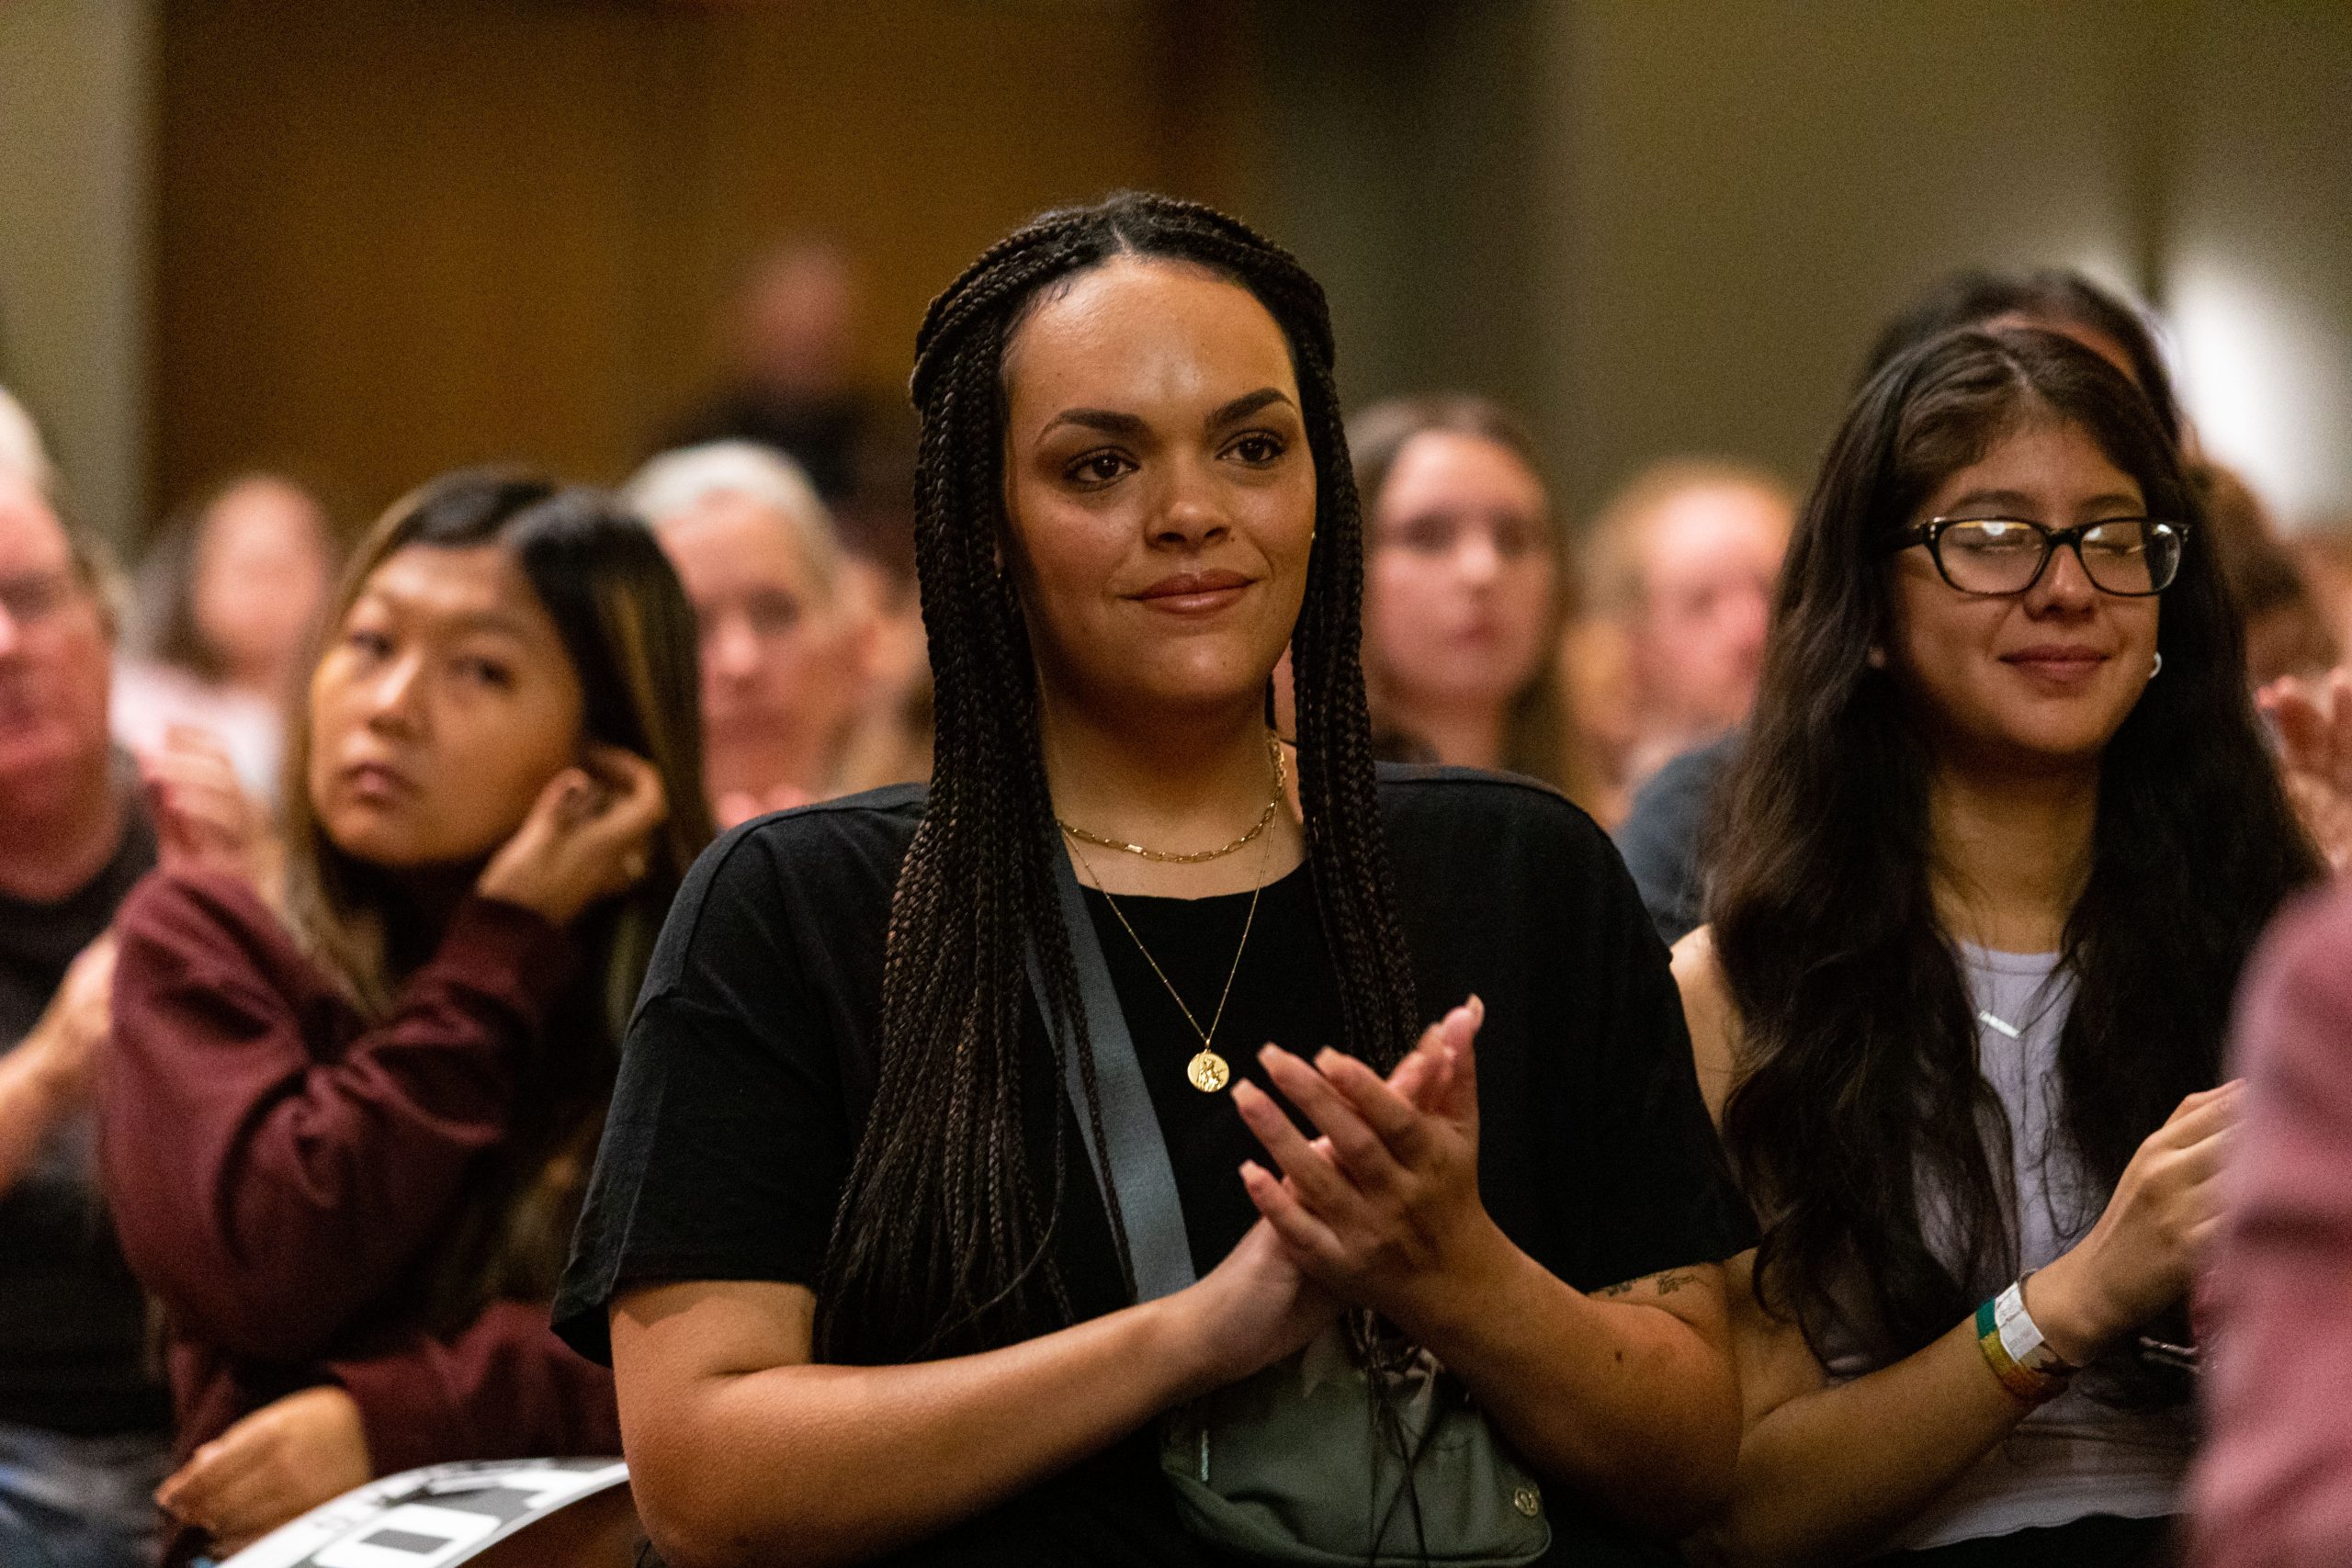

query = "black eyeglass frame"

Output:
[[1890, 515, 2189, 598]]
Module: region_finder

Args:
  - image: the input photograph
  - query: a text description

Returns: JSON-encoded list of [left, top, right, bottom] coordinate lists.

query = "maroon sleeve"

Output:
[[2191, 883, 2352, 1568], [101, 869, 574, 1362], [327, 1300, 621, 1476]]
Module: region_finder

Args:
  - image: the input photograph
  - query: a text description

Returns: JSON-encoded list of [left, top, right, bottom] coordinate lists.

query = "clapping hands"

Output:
[[1231, 998, 1501, 1339]]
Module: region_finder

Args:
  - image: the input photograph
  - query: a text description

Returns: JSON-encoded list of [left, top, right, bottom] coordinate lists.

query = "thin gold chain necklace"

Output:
[[1056, 732, 1286, 863], [1063, 826, 1274, 1093]]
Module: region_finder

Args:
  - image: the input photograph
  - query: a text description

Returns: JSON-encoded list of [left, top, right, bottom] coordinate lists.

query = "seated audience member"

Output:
[[1351, 394, 1605, 807], [2192, 878, 2352, 1568], [2187, 463, 2341, 691], [625, 442, 874, 825], [114, 473, 335, 801], [560, 194, 1750, 1568], [0, 441, 173, 1568], [1620, 268, 2187, 945], [664, 240, 896, 505], [1582, 459, 1793, 793], [1675, 328, 2321, 1565], [101, 472, 713, 1561]]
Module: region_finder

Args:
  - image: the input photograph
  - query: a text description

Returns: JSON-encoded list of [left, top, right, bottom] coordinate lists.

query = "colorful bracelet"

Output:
[[1974, 1279, 2076, 1407]]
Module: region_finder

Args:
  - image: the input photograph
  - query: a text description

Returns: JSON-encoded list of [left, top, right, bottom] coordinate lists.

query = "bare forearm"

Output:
[[631, 1297, 1207, 1568], [0, 1042, 74, 1197], [1708, 1316, 2025, 1567], [1407, 1232, 1740, 1537]]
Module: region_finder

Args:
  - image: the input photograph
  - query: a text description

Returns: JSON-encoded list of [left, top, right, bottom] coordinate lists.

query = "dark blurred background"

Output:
[[3, 0, 2348, 549]]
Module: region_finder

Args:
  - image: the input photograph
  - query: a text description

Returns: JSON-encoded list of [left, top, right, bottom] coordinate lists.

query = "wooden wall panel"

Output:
[[153, 0, 1256, 529]]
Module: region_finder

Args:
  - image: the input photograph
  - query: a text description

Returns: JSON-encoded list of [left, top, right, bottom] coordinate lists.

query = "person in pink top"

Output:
[[2192, 877, 2352, 1567]]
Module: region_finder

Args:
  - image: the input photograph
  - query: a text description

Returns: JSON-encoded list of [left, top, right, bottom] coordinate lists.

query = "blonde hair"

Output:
[[624, 440, 843, 601]]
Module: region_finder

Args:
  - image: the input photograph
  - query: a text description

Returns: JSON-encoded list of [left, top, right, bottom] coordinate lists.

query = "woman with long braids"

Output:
[[1674, 328, 2322, 1566], [555, 193, 1752, 1565]]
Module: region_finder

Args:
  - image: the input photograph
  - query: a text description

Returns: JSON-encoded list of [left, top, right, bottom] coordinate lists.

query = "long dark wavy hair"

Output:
[[1710, 328, 2318, 1396], [282, 469, 714, 1329], [1862, 268, 2185, 445], [815, 193, 1421, 1363]]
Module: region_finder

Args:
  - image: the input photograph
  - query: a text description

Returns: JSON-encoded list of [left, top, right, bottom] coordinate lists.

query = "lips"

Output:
[[339, 759, 415, 802], [2000, 645, 2109, 687], [1130, 569, 1254, 613]]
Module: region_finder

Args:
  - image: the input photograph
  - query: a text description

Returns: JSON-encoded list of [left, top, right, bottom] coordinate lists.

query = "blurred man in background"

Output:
[[0, 395, 170, 1568], [1580, 459, 1794, 794]]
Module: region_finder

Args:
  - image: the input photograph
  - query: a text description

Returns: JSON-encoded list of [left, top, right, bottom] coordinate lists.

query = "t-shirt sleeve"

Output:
[[1555, 805, 1758, 1291], [553, 825, 860, 1364]]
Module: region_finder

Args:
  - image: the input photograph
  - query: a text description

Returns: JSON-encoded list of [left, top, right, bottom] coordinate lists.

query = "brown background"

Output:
[[152, 0, 1255, 525]]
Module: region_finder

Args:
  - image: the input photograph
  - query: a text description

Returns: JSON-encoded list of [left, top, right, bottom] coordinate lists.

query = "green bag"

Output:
[[1159, 1323, 1553, 1565], [1031, 851, 1554, 1566]]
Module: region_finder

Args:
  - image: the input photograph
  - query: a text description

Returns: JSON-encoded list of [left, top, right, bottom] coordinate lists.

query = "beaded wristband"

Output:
[[1974, 1280, 2075, 1407]]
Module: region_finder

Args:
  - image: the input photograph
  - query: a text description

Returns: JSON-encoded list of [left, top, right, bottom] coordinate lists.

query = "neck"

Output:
[[1928, 749, 2100, 953], [1039, 690, 1298, 897], [1384, 689, 1508, 772], [708, 737, 832, 801], [0, 758, 126, 904]]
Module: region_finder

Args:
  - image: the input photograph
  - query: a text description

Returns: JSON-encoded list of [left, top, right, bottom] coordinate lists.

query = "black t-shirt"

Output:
[[0, 786, 169, 1435], [558, 766, 1755, 1564]]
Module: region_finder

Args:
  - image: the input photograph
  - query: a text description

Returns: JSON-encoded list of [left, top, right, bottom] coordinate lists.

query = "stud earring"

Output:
[[2151, 651, 2164, 679]]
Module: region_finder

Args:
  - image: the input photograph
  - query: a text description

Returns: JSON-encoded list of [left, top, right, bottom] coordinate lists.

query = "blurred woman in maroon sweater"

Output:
[[100, 471, 711, 1559]]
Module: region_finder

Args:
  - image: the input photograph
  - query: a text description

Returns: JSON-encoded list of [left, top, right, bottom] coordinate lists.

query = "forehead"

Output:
[[1928, 417, 2144, 507], [656, 494, 818, 595], [206, 479, 322, 549], [356, 542, 558, 637], [0, 472, 71, 574], [1002, 256, 1297, 422], [1379, 431, 1545, 516]]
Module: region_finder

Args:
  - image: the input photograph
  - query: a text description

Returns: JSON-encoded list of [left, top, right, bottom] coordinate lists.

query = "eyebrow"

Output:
[[1941, 488, 2145, 516], [356, 591, 539, 640], [1039, 386, 1296, 441]]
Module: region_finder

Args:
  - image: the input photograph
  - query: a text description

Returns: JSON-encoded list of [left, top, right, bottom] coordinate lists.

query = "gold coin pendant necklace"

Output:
[[1057, 735, 1286, 1092]]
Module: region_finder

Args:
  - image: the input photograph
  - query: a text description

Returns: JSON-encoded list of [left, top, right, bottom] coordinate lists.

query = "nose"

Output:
[[707, 610, 763, 682], [363, 649, 427, 733], [2028, 540, 2099, 615], [1150, 457, 1233, 551], [1453, 530, 1503, 589]]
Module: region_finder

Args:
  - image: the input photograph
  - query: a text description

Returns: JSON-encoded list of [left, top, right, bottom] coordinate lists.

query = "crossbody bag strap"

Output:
[[1025, 844, 1200, 1301]]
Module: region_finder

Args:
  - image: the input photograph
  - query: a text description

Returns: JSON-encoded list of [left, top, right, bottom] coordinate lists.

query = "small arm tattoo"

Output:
[[1592, 1269, 1696, 1300]]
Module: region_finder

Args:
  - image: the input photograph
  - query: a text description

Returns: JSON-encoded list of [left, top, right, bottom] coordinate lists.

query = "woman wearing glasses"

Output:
[[1672, 327, 2321, 1566]]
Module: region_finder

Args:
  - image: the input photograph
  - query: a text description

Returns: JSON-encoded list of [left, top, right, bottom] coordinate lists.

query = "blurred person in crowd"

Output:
[[2188, 465, 2337, 687], [1583, 459, 1794, 789], [0, 386, 53, 494], [114, 473, 336, 800], [0, 437, 172, 1568], [100, 472, 713, 1562], [1351, 393, 1601, 802], [560, 193, 1750, 1568], [1621, 267, 2187, 945], [1676, 328, 2320, 1566], [2192, 881, 2352, 1566], [627, 442, 876, 826], [666, 238, 907, 511], [2288, 526, 2352, 658]]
